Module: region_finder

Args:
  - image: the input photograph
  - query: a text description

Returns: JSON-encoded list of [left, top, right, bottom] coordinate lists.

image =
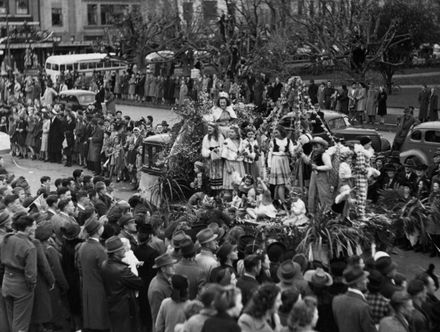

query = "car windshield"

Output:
[[77, 94, 96, 105], [326, 116, 350, 130]]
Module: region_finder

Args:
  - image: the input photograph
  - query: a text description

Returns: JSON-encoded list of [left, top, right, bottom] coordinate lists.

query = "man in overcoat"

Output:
[[76, 217, 109, 331], [48, 109, 64, 163], [418, 84, 430, 122], [101, 236, 143, 332], [332, 267, 377, 332], [148, 253, 177, 332], [87, 118, 104, 175]]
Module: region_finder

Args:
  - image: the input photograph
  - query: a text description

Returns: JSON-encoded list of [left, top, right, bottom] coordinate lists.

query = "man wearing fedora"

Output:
[[195, 228, 219, 279], [134, 224, 160, 332], [148, 253, 177, 332], [76, 217, 110, 332], [378, 291, 413, 332], [332, 266, 377, 332], [396, 159, 417, 189], [174, 237, 206, 300], [101, 236, 144, 332], [277, 259, 310, 295]]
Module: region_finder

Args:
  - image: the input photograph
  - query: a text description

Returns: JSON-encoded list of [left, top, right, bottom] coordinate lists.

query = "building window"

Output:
[[52, 7, 63, 27], [202, 0, 217, 21], [0, 0, 8, 14], [87, 4, 98, 25], [101, 5, 128, 25], [16, 0, 29, 15]]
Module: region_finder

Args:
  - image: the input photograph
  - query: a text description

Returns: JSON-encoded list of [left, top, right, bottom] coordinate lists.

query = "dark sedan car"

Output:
[[57, 90, 96, 111], [280, 110, 391, 152]]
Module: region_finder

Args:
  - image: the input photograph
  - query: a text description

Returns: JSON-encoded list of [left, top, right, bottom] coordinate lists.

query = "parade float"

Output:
[[139, 76, 437, 264]]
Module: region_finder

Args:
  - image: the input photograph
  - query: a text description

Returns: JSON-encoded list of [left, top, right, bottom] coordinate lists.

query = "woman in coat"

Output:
[[144, 73, 153, 102], [179, 79, 188, 106], [377, 86, 388, 124], [76, 218, 110, 331], [87, 119, 104, 174], [36, 222, 70, 330], [30, 236, 55, 331], [366, 83, 379, 124], [428, 87, 439, 121], [356, 82, 367, 124], [25, 114, 36, 159]]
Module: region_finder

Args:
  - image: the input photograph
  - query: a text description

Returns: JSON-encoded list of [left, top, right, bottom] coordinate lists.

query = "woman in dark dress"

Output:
[[16, 115, 27, 158], [377, 86, 388, 124]]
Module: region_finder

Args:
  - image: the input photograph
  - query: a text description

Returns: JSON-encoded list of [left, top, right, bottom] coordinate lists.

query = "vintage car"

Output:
[[0, 131, 10, 154], [280, 110, 391, 152], [399, 121, 440, 165], [139, 133, 172, 203], [57, 90, 96, 111]]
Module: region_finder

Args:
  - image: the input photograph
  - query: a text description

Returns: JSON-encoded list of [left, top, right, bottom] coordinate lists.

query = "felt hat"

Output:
[[0, 211, 10, 226], [208, 222, 225, 240], [152, 253, 178, 269], [84, 216, 102, 235], [359, 136, 372, 146], [311, 137, 328, 148], [277, 260, 302, 283], [172, 230, 191, 249], [267, 241, 287, 263], [304, 267, 333, 287], [342, 267, 369, 285], [60, 222, 81, 240], [180, 237, 196, 256], [118, 215, 135, 227], [375, 257, 397, 276], [383, 163, 397, 172], [196, 228, 218, 245], [161, 120, 169, 127], [403, 159, 417, 168], [105, 236, 125, 254]]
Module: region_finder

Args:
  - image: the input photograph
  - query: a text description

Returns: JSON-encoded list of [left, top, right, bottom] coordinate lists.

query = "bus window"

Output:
[[79, 62, 89, 70], [46, 63, 51, 70], [60, 65, 65, 71], [66, 64, 73, 71], [53, 64, 59, 71], [89, 62, 97, 69]]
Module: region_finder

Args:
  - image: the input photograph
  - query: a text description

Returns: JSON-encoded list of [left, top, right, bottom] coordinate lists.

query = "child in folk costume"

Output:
[[222, 126, 245, 191], [135, 146, 143, 187], [246, 178, 277, 219], [201, 123, 224, 194], [353, 136, 375, 220], [267, 125, 295, 208], [109, 135, 125, 181], [338, 146, 354, 188], [283, 188, 308, 226], [240, 128, 260, 179], [190, 161, 208, 193]]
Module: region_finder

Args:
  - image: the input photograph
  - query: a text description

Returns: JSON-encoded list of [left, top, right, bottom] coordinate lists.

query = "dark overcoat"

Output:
[[101, 258, 143, 332], [87, 126, 104, 162], [76, 238, 109, 330]]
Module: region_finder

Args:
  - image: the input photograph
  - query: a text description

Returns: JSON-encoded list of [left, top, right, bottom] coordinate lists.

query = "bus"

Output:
[[45, 53, 128, 83]]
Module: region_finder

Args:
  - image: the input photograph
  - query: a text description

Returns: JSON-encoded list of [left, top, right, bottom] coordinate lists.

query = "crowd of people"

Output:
[[0, 63, 439, 332], [0, 167, 438, 332]]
